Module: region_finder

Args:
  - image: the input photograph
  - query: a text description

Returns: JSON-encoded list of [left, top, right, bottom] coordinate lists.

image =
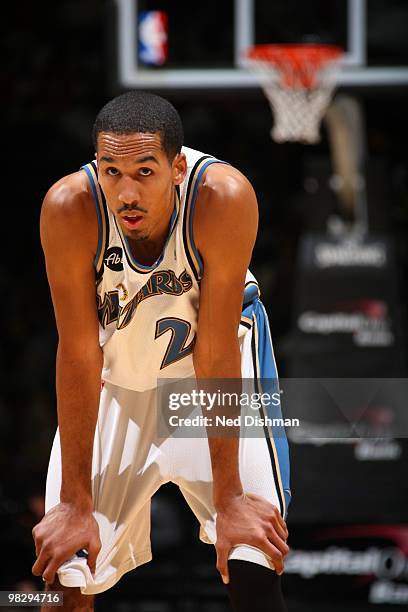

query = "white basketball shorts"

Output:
[[44, 300, 291, 595]]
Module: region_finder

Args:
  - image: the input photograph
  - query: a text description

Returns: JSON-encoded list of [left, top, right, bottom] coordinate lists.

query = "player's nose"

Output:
[[117, 175, 141, 205]]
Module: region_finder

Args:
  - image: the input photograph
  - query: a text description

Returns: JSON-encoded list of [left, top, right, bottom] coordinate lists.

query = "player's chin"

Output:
[[123, 227, 148, 241]]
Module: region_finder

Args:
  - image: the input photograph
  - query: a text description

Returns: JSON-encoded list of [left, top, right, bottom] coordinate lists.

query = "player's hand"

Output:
[[31, 502, 101, 584], [215, 492, 289, 584]]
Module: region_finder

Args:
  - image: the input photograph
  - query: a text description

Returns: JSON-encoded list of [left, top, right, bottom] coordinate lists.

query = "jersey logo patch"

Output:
[[104, 247, 123, 271]]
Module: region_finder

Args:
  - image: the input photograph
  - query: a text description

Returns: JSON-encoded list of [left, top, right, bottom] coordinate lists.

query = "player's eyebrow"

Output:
[[99, 155, 160, 164]]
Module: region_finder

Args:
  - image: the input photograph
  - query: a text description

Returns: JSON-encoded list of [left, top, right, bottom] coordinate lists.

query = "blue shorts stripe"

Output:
[[251, 299, 292, 517]]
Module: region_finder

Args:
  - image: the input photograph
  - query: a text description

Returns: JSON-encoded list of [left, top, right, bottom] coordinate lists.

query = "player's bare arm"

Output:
[[32, 173, 102, 584], [193, 163, 289, 583]]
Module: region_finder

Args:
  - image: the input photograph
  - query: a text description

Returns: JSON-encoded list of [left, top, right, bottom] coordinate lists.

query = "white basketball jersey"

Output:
[[81, 147, 259, 392]]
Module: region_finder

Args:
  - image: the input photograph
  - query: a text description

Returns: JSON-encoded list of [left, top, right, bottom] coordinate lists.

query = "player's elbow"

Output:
[[57, 340, 103, 370]]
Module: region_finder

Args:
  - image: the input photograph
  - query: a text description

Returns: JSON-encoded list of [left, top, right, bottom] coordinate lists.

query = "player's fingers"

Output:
[[246, 493, 289, 542], [268, 505, 288, 538], [32, 525, 44, 557], [41, 557, 62, 585], [270, 518, 289, 542], [265, 529, 290, 557], [216, 543, 230, 584], [275, 511, 288, 535], [260, 540, 285, 575], [33, 537, 41, 558], [41, 545, 75, 584], [246, 493, 288, 530], [266, 504, 288, 536], [32, 552, 50, 577], [87, 539, 101, 575]]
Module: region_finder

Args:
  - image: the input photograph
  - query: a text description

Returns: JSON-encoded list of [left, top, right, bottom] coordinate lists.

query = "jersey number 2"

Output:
[[155, 317, 195, 369]]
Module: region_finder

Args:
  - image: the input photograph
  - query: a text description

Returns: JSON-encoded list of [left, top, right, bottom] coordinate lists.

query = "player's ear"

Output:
[[172, 152, 187, 185]]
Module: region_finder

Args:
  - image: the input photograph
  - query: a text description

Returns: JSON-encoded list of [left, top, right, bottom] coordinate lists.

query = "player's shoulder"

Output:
[[194, 159, 258, 256], [199, 161, 255, 202], [40, 168, 98, 255], [195, 160, 258, 228], [42, 168, 95, 223]]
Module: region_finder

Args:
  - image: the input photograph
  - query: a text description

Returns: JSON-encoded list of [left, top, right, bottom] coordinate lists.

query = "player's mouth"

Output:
[[121, 214, 144, 230]]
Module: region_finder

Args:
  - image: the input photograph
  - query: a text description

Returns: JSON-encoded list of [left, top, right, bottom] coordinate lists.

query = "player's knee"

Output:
[[43, 576, 95, 611]]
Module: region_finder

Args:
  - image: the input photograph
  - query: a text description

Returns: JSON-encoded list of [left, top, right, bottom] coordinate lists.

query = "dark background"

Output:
[[1, 1, 408, 610]]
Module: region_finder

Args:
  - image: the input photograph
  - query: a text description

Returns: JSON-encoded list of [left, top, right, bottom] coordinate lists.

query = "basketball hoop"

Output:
[[246, 44, 344, 144]]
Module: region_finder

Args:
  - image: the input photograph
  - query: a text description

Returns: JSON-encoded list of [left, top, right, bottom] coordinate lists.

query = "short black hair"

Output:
[[92, 91, 183, 160]]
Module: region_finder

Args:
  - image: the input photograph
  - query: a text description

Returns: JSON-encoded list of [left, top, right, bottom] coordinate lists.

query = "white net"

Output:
[[248, 54, 341, 144]]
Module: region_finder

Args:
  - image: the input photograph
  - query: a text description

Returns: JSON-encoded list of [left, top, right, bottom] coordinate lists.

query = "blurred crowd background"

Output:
[[1, 1, 408, 610]]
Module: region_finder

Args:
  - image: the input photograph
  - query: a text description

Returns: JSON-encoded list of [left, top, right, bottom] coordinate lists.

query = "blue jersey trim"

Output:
[[188, 159, 227, 280], [81, 163, 107, 277], [82, 164, 102, 267], [182, 155, 212, 282]]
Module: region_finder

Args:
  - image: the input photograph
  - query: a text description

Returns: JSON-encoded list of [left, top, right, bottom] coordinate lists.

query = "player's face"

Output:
[[96, 132, 186, 240]]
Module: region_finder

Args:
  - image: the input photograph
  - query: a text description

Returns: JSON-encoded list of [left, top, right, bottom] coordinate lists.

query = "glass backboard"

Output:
[[114, 0, 408, 88]]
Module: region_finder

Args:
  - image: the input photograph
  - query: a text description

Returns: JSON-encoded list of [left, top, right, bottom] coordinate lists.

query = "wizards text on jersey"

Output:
[[97, 269, 193, 330]]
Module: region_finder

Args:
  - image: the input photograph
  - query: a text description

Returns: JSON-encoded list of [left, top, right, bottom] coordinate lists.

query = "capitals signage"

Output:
[[284, 525, 408, 605]]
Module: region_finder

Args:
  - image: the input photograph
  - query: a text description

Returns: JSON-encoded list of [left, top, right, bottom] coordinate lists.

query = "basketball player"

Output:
[[32, 91, 291, 611]]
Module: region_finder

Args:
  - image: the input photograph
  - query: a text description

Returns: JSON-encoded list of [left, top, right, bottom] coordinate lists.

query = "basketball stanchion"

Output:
[[246, 44, 343, 144]]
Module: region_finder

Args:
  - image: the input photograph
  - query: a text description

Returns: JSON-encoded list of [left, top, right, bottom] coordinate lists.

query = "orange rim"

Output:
[[247, 44, 343, 88]]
